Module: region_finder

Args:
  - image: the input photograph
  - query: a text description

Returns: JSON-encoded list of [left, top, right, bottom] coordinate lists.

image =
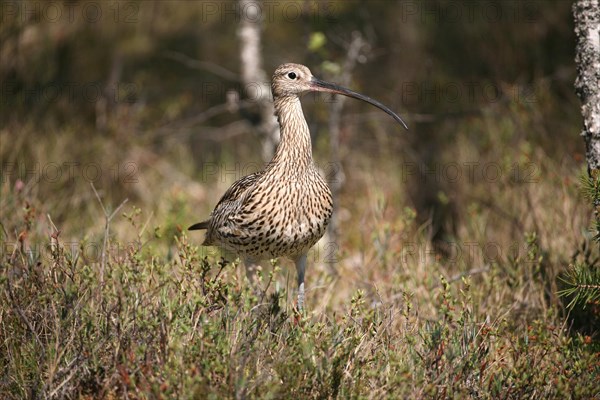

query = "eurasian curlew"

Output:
[[189, 63, 407, 310]]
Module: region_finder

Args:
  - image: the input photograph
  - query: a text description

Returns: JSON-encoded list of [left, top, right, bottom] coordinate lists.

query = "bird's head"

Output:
[[271, 63, 408, 129]]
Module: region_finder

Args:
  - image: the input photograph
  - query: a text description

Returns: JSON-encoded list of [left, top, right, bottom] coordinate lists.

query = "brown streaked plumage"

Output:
[[189, 63, 407, 310]]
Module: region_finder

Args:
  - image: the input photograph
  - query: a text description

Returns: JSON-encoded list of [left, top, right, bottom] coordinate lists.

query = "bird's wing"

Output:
[[213, 171, 263, 210], [188, 171, 264, 231]]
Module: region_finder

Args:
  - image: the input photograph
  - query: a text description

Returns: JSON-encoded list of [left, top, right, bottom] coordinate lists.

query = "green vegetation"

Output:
[[559, 172, 600, 313], [1, 1, 599, 398], [2, 201, 598, 398]]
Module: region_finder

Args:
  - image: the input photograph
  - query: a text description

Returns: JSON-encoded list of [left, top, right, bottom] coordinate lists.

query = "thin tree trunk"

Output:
[[573, 0, 600, 173], [326, 32, 368, 274], [237, 0, 279, 161]]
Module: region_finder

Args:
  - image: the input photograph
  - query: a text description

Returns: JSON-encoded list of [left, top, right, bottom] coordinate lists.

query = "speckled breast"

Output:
[[214, 169, 333, 261]]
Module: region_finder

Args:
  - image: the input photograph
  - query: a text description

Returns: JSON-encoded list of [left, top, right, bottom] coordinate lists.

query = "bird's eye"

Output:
[[287, 72, 297, 80]]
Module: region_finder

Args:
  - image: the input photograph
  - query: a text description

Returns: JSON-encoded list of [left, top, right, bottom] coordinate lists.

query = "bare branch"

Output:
[[91, 183, 128, 284], [162, 50, 240, 82]]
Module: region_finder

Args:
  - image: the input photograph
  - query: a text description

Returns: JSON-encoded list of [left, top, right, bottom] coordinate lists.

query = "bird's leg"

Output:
[[294, 254, 307, 311], [244, 258, 259, 284]]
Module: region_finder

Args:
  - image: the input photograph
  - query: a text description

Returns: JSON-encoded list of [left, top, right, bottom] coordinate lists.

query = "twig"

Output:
[[150, 100, 255, 141], [162, 50, 240, 81], [91, 183, 128, 284]]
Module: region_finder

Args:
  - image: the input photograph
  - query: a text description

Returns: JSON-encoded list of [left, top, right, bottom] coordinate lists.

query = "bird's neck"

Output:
[[270, 95, 313, 171]]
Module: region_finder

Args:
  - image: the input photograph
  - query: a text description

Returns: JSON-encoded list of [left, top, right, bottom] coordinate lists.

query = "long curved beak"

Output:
[[310, 77, 408, 130]]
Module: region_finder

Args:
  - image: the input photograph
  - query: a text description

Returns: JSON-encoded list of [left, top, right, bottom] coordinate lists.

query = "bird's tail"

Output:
[[188, 220, 210, 231]]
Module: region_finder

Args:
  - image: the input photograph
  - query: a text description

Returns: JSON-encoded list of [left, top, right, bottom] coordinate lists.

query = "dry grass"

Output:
[[1, 111, 599, 398]]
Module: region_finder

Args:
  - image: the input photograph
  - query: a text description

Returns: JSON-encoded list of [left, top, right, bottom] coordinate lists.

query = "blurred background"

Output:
[[3, 3, 600, 395], [0, 0, 588, 294]]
